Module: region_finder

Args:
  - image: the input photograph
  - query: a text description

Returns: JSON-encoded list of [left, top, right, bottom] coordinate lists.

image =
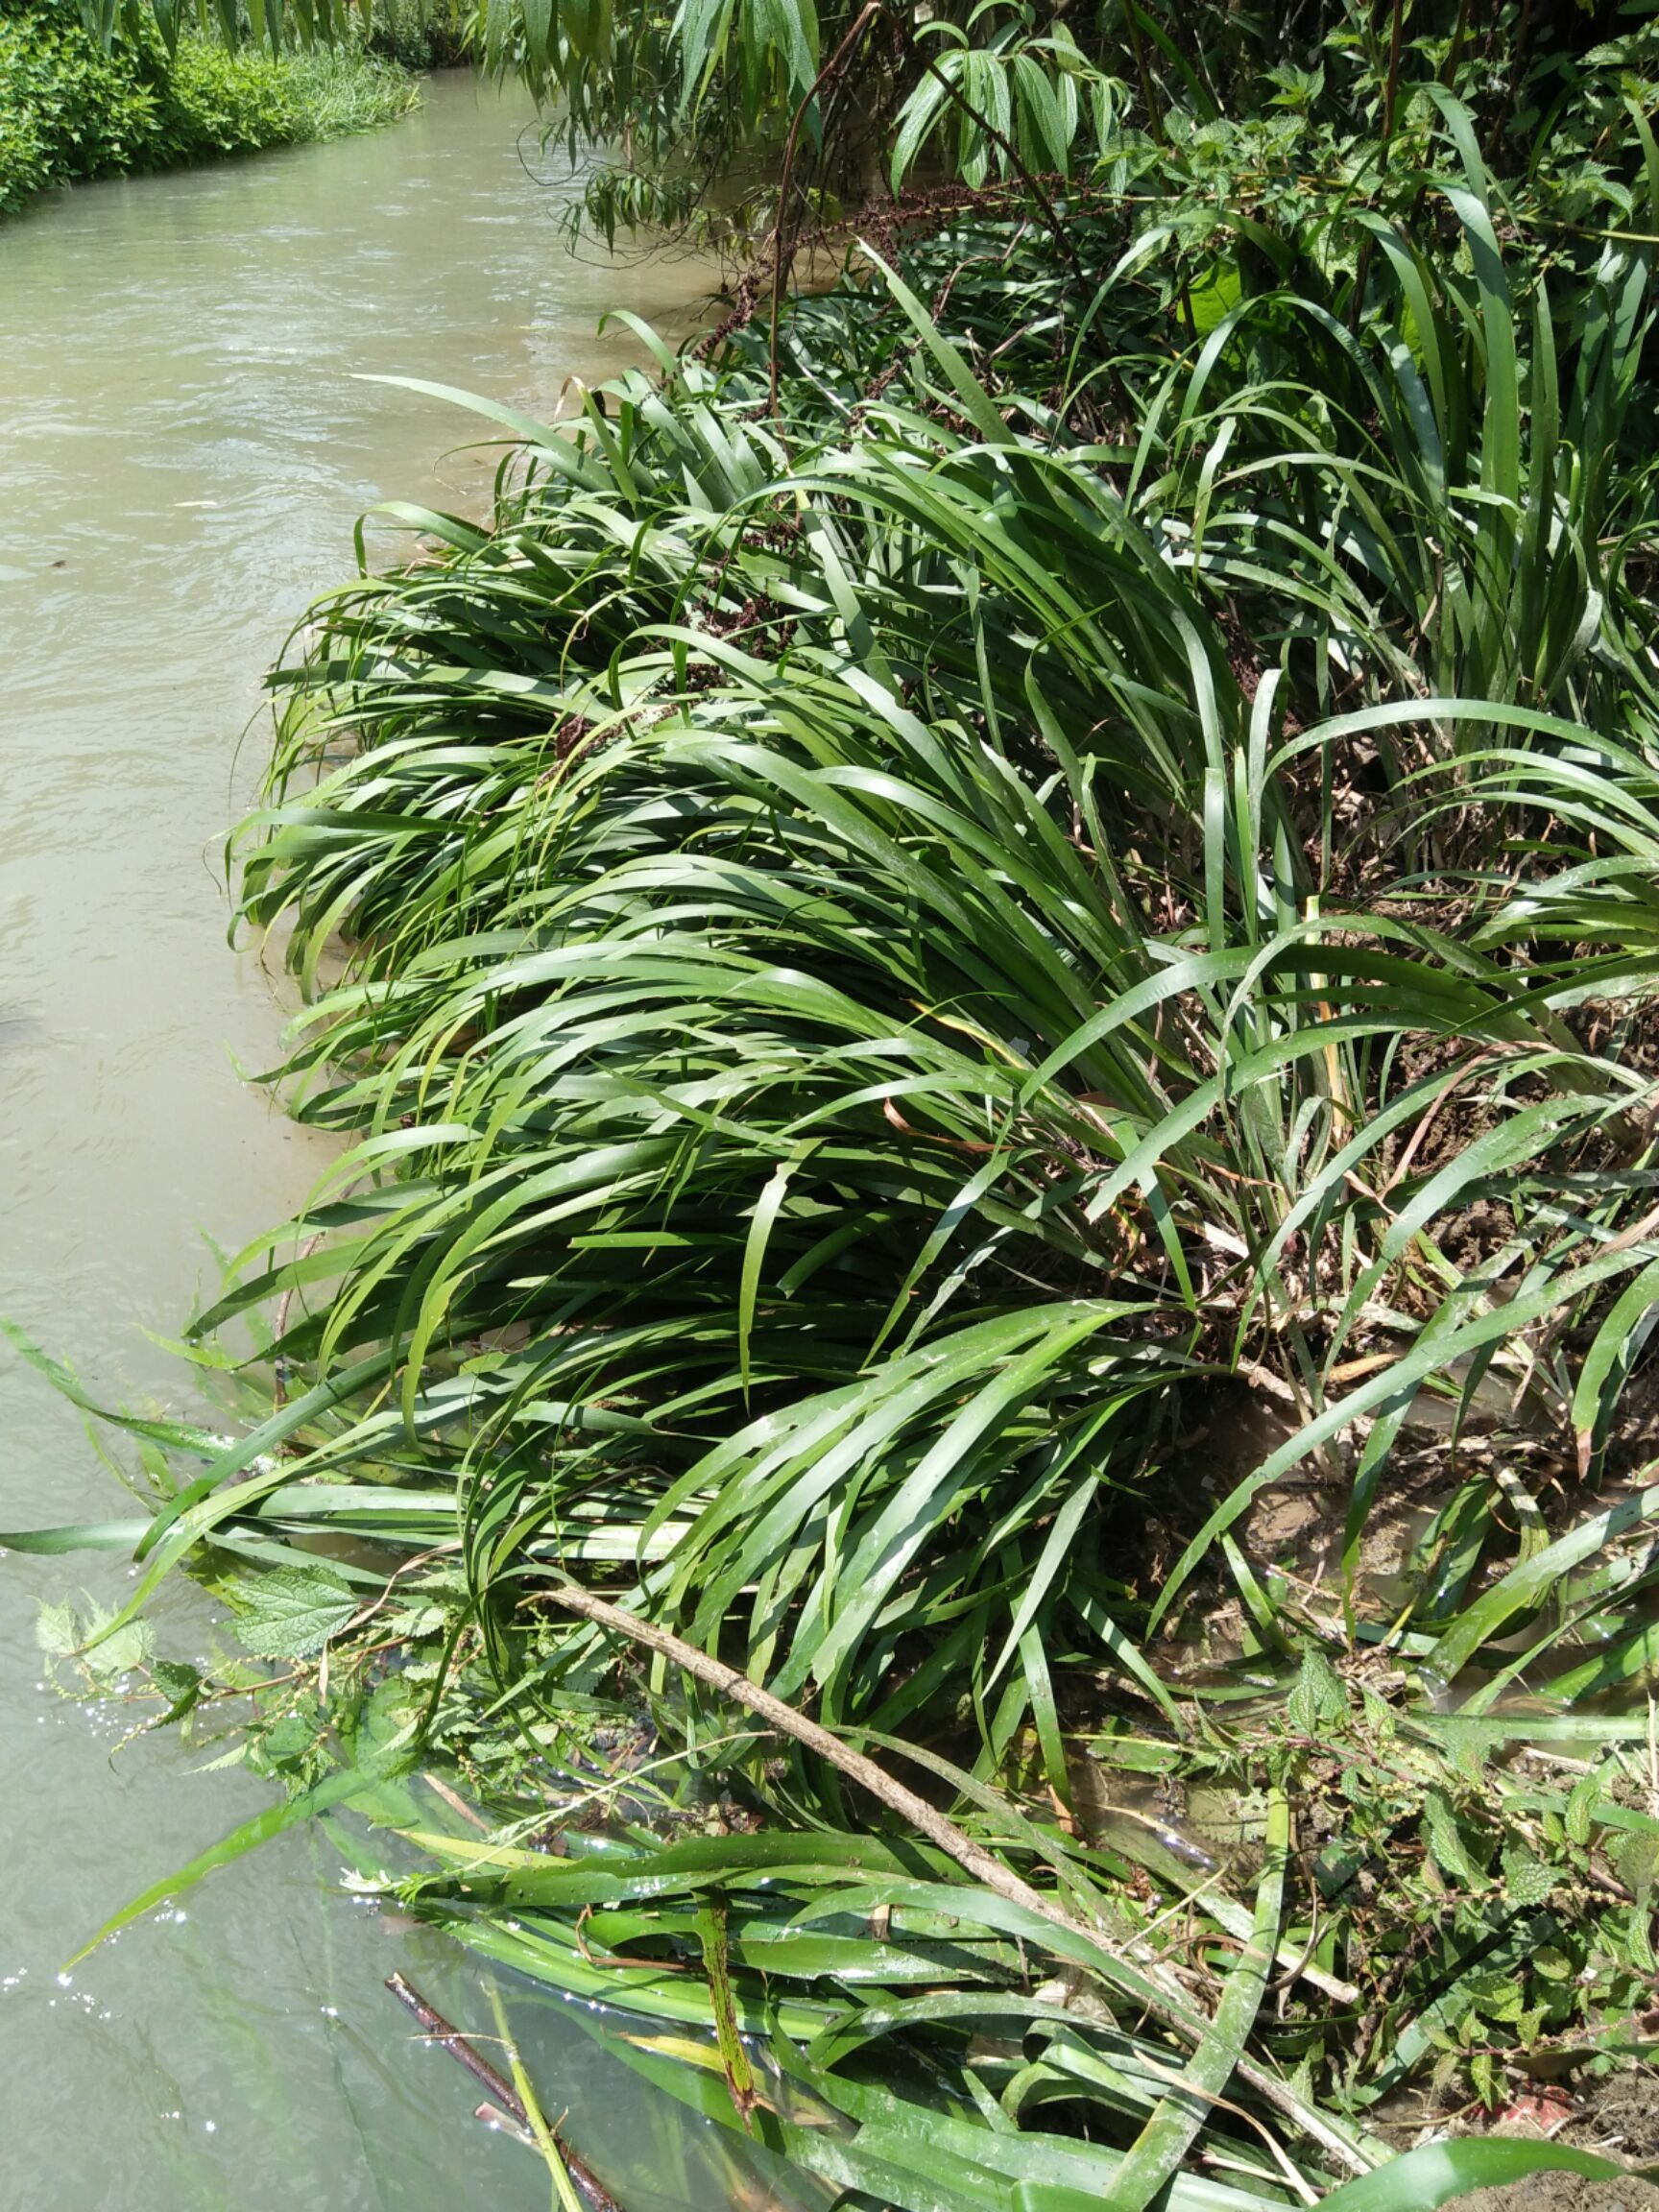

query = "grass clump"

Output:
[[15, 13, 1659, 2212], [0, 0, 419, 220]]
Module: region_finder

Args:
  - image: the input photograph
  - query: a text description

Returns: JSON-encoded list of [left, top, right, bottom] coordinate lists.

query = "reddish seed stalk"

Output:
[[385, 1974, 622, 2212]]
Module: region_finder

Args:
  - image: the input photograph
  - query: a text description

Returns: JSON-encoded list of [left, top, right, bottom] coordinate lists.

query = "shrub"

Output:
[[0, 92, 49, 216], [0, 0, 418, 220], [0, 1, 158, 212], [360, 0, 471, 71]]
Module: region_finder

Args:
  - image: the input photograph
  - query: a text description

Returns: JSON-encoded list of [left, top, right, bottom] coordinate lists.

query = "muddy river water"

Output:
[[0, 73, 764, 2211]]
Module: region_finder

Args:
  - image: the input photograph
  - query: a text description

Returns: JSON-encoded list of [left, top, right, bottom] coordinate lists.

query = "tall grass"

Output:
[[15, 78, 1659, 2212], [218, 157, 1659, 1728]]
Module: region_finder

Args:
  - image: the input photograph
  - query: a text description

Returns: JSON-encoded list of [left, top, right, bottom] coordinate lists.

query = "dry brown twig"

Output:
[[544, 1575, 1371, 2175]]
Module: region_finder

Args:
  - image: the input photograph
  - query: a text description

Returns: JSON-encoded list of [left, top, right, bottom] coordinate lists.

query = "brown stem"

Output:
[[918, 53, 1095, 306], [768, 0, 885, 414], [1381, 0, 1406, 152], [386, 1975, 621, 2212], [1440, 0, 1472, 90], [388, 1972, 523, 2113], [546, 1580, 1073, 1925], [544, 1577, 1371, 2174]]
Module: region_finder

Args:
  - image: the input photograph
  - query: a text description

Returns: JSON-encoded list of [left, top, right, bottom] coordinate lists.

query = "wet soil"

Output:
[[1448, 2180, 1659, 2212]]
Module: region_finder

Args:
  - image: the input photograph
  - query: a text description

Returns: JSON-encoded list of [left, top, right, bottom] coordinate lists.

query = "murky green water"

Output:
[[0, 77, 761, 2210]]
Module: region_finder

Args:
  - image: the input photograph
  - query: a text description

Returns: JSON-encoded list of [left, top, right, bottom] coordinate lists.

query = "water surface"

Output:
[[0, 76, 751, 2210]]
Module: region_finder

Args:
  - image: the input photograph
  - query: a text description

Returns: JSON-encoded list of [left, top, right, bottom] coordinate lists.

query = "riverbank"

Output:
[[21, 150, 1659, 2205], [12, 6, 1659, 2206], [0, 0, 419, 220]]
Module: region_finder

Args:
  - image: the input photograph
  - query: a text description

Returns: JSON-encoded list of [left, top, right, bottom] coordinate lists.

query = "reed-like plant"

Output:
[[15, 95, 1659, 2212]]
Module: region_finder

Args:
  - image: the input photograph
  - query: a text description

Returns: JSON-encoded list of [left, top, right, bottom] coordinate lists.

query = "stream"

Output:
[[0, 74, 760, 2211]]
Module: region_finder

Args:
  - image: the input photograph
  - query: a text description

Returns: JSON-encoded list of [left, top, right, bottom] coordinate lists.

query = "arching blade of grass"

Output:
[[65, 1752, 412, 1971], [1318, 2140, 1626, 2211]]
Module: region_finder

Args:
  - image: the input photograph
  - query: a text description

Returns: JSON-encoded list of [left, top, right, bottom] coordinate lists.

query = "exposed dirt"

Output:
[[1559, 2069, 1659, 2164], [1423, 2068, 1659, 2211], [1447, 2179, 1659, 2212]]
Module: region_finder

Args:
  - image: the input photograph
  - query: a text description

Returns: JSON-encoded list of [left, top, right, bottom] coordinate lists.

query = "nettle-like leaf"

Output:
[[1433, 1718, 1491, 1789], [1286, 1645, 1346, 1736], [1564, 1769, 1601, 1848], [1459, 1968, 1526, 2026], [1612, 1828, 1659, 1904], [1423, 1789, 1488, 1888], [35, 1599, 81, 1658], [227, 1563, 358, 1660], [1500, 1844, 1557, 1910], [65, 1598, 156, 1683]]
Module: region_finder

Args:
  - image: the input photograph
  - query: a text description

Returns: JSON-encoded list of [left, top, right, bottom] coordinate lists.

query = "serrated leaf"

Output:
[[1434, 1719, 1489, 1788], [1613, 1829, 1659, 1903], [1462, 1968, 1525, 2024], [227, 1564, 358, 1660], [150, 1658, 203, 1720], [1471, 2048, 1499, 2106], [1360, 1687, 1399, 1740], [1631, 1911, 1657, 1975], [1564, 1770, 1599, 1848], [1501, 1844, 1557, 1908], [81, 1603, 155, 1682], [262, 1712, 321, 1765], [383, 1604, 447, 1640], [191, 1743, 250, 1773], [1424, 1789, 1485, 1887], [36, 1599, 82, 1657], [1287, 1645, 1345, 1735]]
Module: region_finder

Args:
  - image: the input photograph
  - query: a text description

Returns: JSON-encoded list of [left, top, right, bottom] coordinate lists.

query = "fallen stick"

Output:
[[545, 1577, 1373, 2178], [546, 1581, 1089, 1939], [388, 1972, 520, 2111], [386, 1973, 622, 2211]]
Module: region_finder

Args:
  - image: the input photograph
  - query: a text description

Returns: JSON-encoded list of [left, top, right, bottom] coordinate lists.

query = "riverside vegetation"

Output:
[[13, 0, 1659, 2205], [0, 0, 420, 219]]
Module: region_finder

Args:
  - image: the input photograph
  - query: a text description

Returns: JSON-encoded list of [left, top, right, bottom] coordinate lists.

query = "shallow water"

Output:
[[0, 77, 766, 2210]]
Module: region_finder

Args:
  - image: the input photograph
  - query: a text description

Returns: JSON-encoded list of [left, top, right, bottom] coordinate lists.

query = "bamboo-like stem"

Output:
[[1440, 0, 1472, 90], [1350, 0, 1407, 332], [1120, 0, 1166, 148]]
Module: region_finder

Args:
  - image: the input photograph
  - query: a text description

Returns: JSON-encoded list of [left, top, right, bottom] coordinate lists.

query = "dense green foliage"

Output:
[[16, 3, 1659, 2208], [21, 127, 1659, 2208], [0, 0, 416, 218], [94, 0, 1659, 242]]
